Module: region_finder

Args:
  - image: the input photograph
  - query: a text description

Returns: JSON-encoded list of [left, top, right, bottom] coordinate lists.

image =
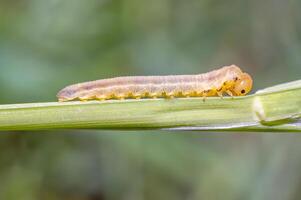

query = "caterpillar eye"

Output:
[[241, 89, 245, 94]]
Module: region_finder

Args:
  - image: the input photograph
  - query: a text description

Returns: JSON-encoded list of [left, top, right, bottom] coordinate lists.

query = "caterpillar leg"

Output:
[[116, 96, 125, 100], [149, 93, 158, 99], [202, 93, 207, 102], [131, 92, 142, 99], [226, 90, 234, 98], [96, 96, 106, 101], [79, 95, 92, 101], [165, 92, 175, 99], [201, 90, 211, 102], [182, 92, 191, 98], [177, 91, 184, 97], [95, 94, 107, 101], [114, 93, 126, 100], [217, 91, 223, 98]]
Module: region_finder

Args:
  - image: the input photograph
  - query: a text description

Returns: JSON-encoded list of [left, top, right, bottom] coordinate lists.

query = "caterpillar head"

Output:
[[232, 73, 253, 96]]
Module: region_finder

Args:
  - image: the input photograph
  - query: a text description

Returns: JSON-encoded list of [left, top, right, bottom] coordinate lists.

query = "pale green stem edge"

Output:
[[0, 80, 300, 132]]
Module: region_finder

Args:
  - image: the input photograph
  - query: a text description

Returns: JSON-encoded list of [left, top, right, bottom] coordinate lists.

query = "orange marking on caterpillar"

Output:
[[57, 65, 253, 102]]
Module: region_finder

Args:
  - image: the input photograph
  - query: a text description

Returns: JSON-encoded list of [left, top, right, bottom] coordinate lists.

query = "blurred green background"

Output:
[[0, 0, 301, 199]]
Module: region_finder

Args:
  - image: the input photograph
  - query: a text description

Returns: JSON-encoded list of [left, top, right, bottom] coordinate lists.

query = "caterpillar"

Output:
[[57, 65, 253, 102]]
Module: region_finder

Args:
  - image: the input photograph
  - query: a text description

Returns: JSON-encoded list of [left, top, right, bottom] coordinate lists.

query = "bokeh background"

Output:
[[0, 0, 301, 199]]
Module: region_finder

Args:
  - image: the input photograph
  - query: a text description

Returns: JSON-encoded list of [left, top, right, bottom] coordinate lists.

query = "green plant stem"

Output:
[[0, 80, 300, 131]]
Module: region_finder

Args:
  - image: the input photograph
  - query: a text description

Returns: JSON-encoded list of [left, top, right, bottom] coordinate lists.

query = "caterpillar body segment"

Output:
[[57, 65, 253, 102]]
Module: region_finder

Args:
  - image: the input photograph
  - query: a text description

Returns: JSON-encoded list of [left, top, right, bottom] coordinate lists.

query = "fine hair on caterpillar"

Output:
[[57, 65, 253, 102]]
